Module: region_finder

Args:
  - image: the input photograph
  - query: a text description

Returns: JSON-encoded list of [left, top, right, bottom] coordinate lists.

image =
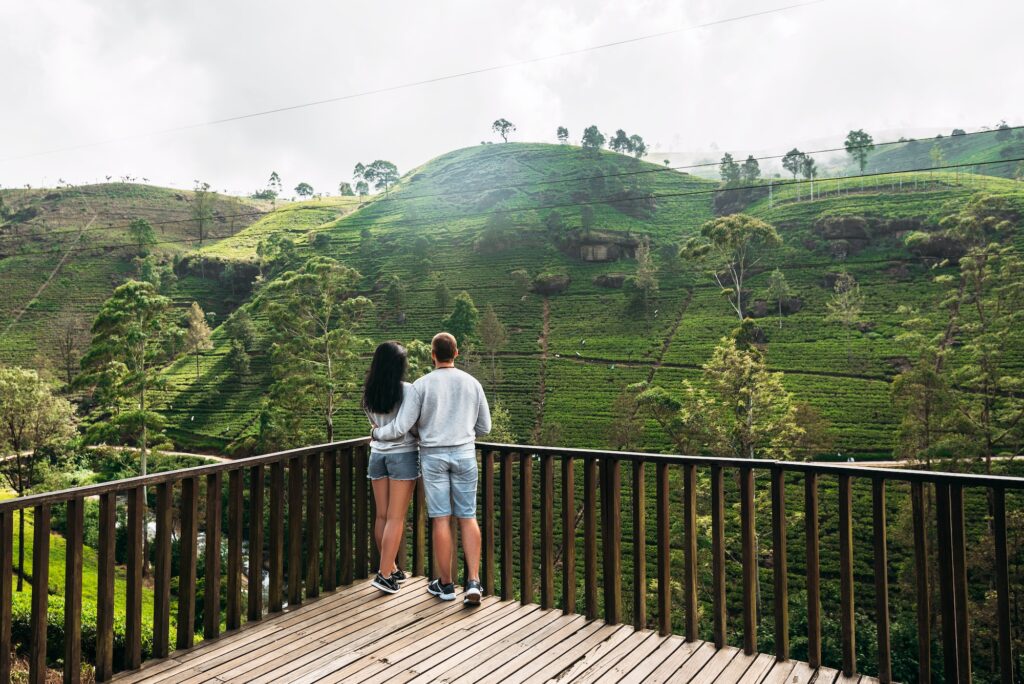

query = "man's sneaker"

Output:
[[463, 579, 482, 606], [371, 572, 400, 594], [390, 568, 408, 584], [427, 578, 456, 601]]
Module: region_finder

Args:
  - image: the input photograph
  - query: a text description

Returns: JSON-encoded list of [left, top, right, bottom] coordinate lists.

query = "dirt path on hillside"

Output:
[[2, 213, 95, 338], [645, 289, 694, 384], [530, 297, 550, 443]]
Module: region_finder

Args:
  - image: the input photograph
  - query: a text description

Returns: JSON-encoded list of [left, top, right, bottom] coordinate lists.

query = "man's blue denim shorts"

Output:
[[420, 446, 478, 518], [367, 450, 420, 481]]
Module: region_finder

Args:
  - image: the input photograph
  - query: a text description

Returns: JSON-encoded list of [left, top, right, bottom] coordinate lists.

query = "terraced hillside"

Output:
[[861, 126, 1024, 178], [0, 183, 267, 370], [149, 142, 1024, 458]]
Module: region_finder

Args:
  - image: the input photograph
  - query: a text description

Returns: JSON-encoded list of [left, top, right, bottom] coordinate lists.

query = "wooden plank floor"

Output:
[[112, 578, 881, 683]]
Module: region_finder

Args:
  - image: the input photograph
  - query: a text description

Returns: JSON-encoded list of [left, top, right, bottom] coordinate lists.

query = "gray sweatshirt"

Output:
[[364, 382, 419, 453], [371, 367, 491, 454]]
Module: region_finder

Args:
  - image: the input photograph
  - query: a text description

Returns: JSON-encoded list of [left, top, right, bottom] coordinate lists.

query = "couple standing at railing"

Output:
[[361, 332, 492, 605]]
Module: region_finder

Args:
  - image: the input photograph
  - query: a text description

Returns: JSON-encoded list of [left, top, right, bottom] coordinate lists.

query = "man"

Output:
[[371, 332, 491, 605]]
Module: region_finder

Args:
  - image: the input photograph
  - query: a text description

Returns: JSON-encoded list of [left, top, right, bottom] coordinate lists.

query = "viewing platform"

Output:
[[0, 438, 1019, 683]]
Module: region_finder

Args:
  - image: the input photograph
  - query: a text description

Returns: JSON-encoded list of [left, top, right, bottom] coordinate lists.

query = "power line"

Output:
[[2, 0, 829, 163], [3, 126, 1018, 243], [3, 156, 1020, 258]]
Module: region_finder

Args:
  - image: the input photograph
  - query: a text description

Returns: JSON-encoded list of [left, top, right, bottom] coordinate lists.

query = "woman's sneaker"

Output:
[[463, 579, 482, 606], [391, 568, 408, 584], [427, 578, 456, 601], [372, 572, 400, 594]]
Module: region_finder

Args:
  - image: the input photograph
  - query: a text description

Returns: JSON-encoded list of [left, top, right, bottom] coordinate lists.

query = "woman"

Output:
[[363, 341, 419, 594]]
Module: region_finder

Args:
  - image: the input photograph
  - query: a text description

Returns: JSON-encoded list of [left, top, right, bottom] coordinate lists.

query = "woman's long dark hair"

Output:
[[363, 341, 408, 414]]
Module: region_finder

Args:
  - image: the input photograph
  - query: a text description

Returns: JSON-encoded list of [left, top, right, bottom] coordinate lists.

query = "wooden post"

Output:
[[413, 478, 426, 578], [482, 451, 495, 595], [339, 448, 353, 585], [950, 485, 971, 683], [562, 456, 576, 615], [204, 473, 222, 639], [584, 458, 599, 620], [500, 451, 514, 600], [0, 511, 12, 683], [288, 456, 304, 604], [154, 484, 172, 658], [30, 505, 51, 684], [740, 467, 757, 655], [993, 488, 1014, 684], [226, 469, 243, 630], [771, 467, 789, 661], [633, 460, 647, 631], [872, 478, 892, 683], [249, 466, 266, 618], [683, 463, 697, 641], [911, 481, 931, 683], [268, 462, 284, 612], [935, 482, 960, 680], [323, 452, 337, 592], [354, 447, 368, 580], [602, 458, 622, 625], [805, 472, 821, 668], [306, 452, 321, 597], [64, 498, 84, 684], [711, 465, 726, 649], [177, 477, 199, 648], [656, 462, 671, 636], [96, 495, 115, 681], [520, 452, 534, 605], [540, 454, 555, 610], [839, 474, 856, 677], [125, 487, 143, 669]]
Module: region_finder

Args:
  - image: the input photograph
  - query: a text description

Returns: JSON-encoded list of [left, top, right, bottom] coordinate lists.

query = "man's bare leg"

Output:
[[458, 517, 481, 582], [432, 515, 454, 584]]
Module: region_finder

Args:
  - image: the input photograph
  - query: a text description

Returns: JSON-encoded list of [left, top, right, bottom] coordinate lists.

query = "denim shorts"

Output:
[[367, 450, 419, 481], [420, 447, 478, 518]]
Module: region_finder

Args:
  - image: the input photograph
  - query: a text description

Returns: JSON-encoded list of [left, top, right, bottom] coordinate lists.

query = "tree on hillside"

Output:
[[355, 180, 369, 197], [127, 218, 156, 256], [492, 119, 516, 143], [801, 155, 817, 198], [995, 120, 1011, 141], [361, 160, 400, 196], [581, 125, 605, 151], [719, 153, 741, 185], [607, 389, 644, 451], [929, 142, 945, 168], [295, 182, 314, 198], [443, 291, 480, 350], [0, 367, 75, 590], [766, 269, 793, 328], [633, 337, 801, 459], [510, 269, 531, 299], [185, 302, 213, 381], [826, 271, 864, 368], [580, 205, 595, 235], [386, 277, 407, 320], [260, 257, 372, 442], [269, 171, 283, 195], [609, 129, 631, 154], [434, 278, 452, 314], [741, 155, 760, 184], [556, 126, 569, 144], [191, 181, 216, 248], [338, 182, 354, 196], [479, 304, 508, 389], [224, 308, 257, 351], [844, 129, 874, 173], [227, 338, 250, 380], [55, 314, 88, 386], [543, 210, 566, 235], [681, 214, 782, 321], [630, 235, 658, 313], [628, 134, 647, 159], [782, 148, 804, 180]]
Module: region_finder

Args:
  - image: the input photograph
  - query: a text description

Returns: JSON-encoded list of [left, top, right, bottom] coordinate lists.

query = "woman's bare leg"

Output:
[[378, 479, 416, 576], [371, 478, 390, 562]]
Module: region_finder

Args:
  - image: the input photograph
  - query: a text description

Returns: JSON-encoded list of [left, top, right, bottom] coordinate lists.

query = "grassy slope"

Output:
[[0, 183, 267, 370], [145, 144, 1024, 457], [860, 128, 1024, 178]]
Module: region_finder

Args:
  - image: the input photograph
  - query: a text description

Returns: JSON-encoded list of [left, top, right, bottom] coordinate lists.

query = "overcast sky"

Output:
[[2, 0, 1021, 195]]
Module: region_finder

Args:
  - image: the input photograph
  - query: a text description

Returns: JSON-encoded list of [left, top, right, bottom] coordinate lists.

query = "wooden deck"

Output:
[[112, 578, 877, 684]]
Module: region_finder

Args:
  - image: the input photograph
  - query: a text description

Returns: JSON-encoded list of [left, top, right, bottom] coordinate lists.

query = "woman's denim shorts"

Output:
[[367, 449, 420, 481]]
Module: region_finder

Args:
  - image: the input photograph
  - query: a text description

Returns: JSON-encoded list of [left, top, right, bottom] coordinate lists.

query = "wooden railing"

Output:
[[0, 438, 1020, 683]]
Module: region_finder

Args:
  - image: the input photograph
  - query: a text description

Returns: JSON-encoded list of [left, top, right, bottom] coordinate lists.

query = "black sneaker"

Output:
[[463, 579, 482, 606], [371, 572, 400, 594], [391, 568, 408, 584], [427, 578, 456, 601]]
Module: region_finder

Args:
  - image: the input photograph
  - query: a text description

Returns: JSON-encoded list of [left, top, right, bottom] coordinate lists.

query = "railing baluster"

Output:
[[936, 482, 960, 681], [354, 447, 368, 580], [771, 466, 789, 661], [288, 455, 304, 604], [711, 464, 726, 649], [30, 504, 51, 684], [584, 457, 598, 620], [500, 450, 513, 600], [741, 467, 757, 655], [482, 451, 495, 595], [249, 465, 266, 618], [178, 476, 199, 648], [520, 452, 534, 605], [204, 473, 222, 639], [323, 452, 337, 592], [227, 469, 243, 630], [562, 456, 576, 615], [633, 460, 646, 631], [993, 487, 1013, 684], [911, 481, 931, 682], [683, 463, 697, 641], [873, 478, 892, 683], [306, 451, 321, 596], [413, 477, 426, 578], [96, 494, 114, 681], [656, 462, 670, 636], [64, 498, 83, 684], [125, 486, 143, 668], [601, 457, 622, 625], [154, 482, 172, 658], [340, 448, 353, 585], [950, 484, 971, 683], [839, 474, 855, 677], [269, 462, 284, 612], [0, 511, 11, 683], [540, 453, 555, 609], [805, 472, 821, 668]]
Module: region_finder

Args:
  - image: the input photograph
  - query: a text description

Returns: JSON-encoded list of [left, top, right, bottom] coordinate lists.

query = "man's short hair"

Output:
[[432, 332, 458, 362]]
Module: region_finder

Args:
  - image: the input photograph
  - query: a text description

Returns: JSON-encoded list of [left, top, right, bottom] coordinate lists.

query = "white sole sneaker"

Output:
[[371, 577, 399, 594], [427, 583, 456, 601], [463, 589, 482, 606]]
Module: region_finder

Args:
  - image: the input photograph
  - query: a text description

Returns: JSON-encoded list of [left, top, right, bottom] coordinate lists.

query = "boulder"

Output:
[[531, 273, 571, 296], [593, 273, 628, 289]]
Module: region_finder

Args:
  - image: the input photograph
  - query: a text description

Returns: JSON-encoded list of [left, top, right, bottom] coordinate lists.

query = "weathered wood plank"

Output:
[[936, 482, 960, 680], [482, 451, 495, 594], [124, 486, 143, 670], [249, 465, 266, 619], [633, 459, 647, 631], [177, 476, 199, 648], [683, 463, 697, 641], [30, 505, 51, 684], [288, 455, 304, 605], [741, 467, 757, 655], [500, 451, 513, 600], [95, 494, 115, 681], [838, 474, 856, 677], [872, 478, 892, 683], [657, 462, 671, 636], [306, 451, 321, 596], [562, 456, 576, 615], [227, 468, 243, 630], [268, 461, 284, 612], [584, 457, 598, 620], [153, 482, 172, 658], [805, 472, 822, 668], [711, 464, 727, 648], [771, 466, 788, 661], [63, 498, 83, 684], [950, 484, 972, 683], [323, 451, 337, 592], [994, 487, 1014, 684], [354, 447, 368, 580], [203, 473, 222, 639], [414, 475, 427, 578], [521, 451, 534, 605], [911, 480, 931, 683], [601, 457, 622, 625], [339, 447, 353, 585]]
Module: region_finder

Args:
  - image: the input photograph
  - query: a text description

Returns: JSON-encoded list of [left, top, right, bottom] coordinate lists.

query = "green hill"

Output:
[[0, 183, 267, 372], [144, 142, 1024, 458], [861, 127, 1024, 178]]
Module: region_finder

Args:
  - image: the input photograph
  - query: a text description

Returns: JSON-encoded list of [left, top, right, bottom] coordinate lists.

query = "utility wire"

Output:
[[3, 156, 1020, 258], [1, 0, 829, 163]]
